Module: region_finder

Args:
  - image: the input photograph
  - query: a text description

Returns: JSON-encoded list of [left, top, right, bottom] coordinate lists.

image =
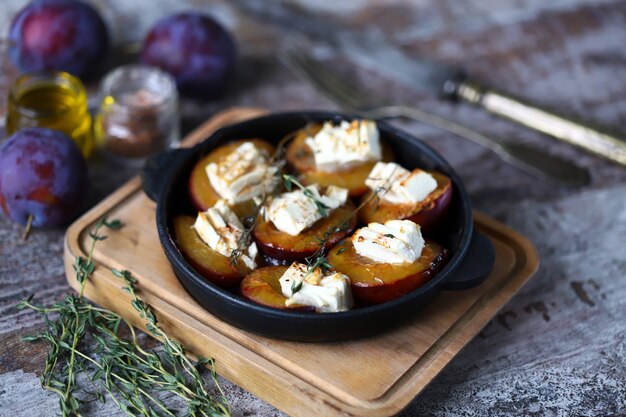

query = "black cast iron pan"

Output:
[[142, 111, 495, 342]]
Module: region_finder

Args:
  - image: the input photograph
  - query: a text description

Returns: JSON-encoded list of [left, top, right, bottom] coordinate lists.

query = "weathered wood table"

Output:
[[1, 0, 625, 416]]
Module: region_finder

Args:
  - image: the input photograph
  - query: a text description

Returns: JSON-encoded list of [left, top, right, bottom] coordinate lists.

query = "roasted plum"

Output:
[[240, 266, 313, 311], [173, 215, 252, 288], [9, 0, 109, 77], [253, 202, 357, 262], [328, 238, 448, 305], [285, 124, 394, 197], [359, 171, 453, 233], [188, 139, 275, 216]]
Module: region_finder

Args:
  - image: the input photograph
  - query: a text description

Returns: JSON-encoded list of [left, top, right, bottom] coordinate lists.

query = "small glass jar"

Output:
[[6, 72, 94, 158], [94, 65, 179, 165]]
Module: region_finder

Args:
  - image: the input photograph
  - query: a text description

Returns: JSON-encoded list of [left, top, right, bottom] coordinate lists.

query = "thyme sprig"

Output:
[[229, 160, 284, 270], [306, 255, 333, 274], [302, 166, 398, 272], [18, 217, 231, 417], [229, 125, 316, 268], [229, 122, 396, 276], [282, 174, 330, 217], [366, 164, 401, 210]]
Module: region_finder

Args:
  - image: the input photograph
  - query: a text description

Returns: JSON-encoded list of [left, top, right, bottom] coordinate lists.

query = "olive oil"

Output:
[[7, 72, 93, 158]]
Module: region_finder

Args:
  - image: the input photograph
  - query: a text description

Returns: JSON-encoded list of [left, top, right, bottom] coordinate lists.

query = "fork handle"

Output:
[[378, 105, 590, 186], [454, 80, 626, 166]]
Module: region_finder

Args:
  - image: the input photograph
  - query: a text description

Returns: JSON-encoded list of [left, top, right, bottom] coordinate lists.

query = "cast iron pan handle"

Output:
[[141, 148, 192, 202], [442, 230, 495, 290]]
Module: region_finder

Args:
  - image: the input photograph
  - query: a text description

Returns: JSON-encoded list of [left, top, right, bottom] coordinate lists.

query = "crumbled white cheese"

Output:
[[304, 120, 382, 172], [352, 220, 424, 264], [192, 200, 257, 269], [206, 142, 277, 204], [365, 162, 438, 204], [279, 262, 353, 312], [267, 184, 348, 236]]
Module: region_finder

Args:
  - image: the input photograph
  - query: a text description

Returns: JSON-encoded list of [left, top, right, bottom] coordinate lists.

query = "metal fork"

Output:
[[279, 47, 591, 187]]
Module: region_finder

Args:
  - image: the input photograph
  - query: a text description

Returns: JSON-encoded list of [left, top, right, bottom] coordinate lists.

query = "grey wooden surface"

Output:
[[1, 0, 626, 416]]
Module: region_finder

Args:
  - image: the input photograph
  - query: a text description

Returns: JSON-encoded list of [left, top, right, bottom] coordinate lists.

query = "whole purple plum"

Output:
[[140, 13, 236, 98], [0, 128, 88, 228], [8, 0, 109, 77]]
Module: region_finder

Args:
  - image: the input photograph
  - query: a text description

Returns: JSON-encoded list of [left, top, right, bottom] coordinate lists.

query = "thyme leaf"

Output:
[[291, 280, 303, 294], [306, 255, 332, 275], [282, 174, 330, 217]]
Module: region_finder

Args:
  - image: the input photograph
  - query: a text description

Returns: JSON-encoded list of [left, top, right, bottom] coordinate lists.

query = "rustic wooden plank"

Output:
[[402, 184, 626, 416], [1, 0, 626, 415]]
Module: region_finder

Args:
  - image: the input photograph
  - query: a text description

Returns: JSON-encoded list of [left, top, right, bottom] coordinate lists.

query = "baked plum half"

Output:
[[285, 124, 394, 197], [188, 139, 275, 217], [240, 266, 314, 311], [328, 238, 448, 305], [253, 202, 357, 262], [359, 171, 453, 234], [173, 215, 252, 288]]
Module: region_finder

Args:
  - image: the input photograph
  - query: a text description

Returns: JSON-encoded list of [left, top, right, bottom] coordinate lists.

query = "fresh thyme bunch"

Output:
[[17, 218, 231, 417]]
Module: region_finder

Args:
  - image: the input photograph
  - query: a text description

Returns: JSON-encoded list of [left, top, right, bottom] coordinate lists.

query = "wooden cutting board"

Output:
[[64, 107, 539, 417]]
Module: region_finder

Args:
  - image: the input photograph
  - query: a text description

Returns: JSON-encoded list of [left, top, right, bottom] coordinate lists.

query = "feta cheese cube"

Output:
[[365, 162, 437, 204], [304, 120, 382, 172], [206, 142, 278, 204], [352, 219, 425, 264], [192, 200, 257, 269], [267, 184, 348, 236], [279, 262, 353, 312]]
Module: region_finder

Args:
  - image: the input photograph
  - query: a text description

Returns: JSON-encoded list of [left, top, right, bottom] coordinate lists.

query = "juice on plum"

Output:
[[7, 72, 93, 158]]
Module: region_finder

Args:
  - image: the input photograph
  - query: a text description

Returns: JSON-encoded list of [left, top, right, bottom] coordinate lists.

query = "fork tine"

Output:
[[281, 48, 358, 109], [289, 50, 365, 103], [281, 48, 372, 111], [293, 51, 373, 110]]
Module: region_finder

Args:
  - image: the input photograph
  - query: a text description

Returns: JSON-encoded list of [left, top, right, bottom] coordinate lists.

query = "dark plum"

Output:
[[8, 0, 109, 78], [0, 128, 88, 227], [140, 13, 236, 98]]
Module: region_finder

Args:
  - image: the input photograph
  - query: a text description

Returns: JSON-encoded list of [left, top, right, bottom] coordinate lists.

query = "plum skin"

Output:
[[328, 238, 448, 305], [141, 13, 236, 98], [0, 128, 88, 227], [9, 0, 109, 77], [359, 171, 453, 234], [253, 203, 358, 262]]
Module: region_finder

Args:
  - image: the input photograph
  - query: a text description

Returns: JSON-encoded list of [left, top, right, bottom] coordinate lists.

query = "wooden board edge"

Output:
[[61, 107, 541, 417], [63, 205, 539, 417]]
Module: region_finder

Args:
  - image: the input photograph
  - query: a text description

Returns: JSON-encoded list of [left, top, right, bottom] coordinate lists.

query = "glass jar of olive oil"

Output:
[[6, 72, 94, 158]]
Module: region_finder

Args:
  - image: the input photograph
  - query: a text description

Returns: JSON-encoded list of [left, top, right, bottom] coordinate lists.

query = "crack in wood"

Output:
[[570, 281, 596, 307], [523, 301, 551, 321], [496, 310, 518, 331]]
